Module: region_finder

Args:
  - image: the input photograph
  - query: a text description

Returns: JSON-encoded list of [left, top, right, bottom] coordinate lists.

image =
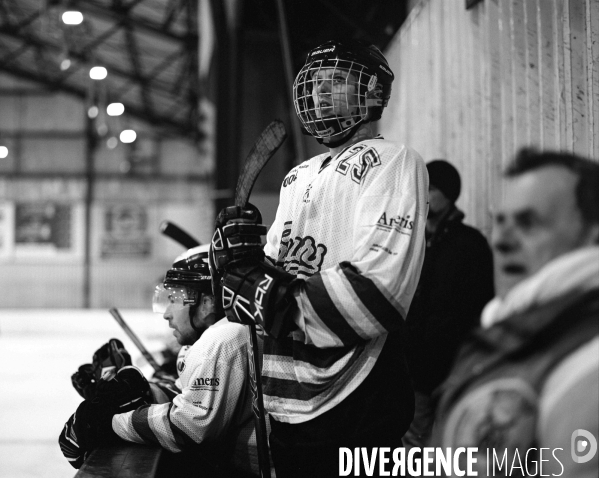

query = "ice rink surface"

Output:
[[0, 309, 172, 478]]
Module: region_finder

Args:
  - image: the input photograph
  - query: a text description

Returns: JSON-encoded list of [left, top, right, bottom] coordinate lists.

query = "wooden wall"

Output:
[[378, 0, 599, 237]]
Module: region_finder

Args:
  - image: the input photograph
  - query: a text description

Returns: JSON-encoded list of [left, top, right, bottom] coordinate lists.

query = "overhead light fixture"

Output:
[[88, 106, 99, 119], [90, 66, 107, 80], [107, 137, 118, 149], [120, 130, 137, 143], [0, 146, 8, 159], [60, 59, 71, 71], [107, 103, 125, 116], [62, 11, 83, 25]]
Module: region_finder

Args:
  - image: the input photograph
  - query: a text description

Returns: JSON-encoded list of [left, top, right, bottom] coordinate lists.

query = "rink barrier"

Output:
[[75, 444, 162, 478], [74, 443, 247, 477]]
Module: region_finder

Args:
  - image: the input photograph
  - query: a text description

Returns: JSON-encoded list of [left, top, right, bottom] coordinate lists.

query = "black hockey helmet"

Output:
[[153, 244, 212, 314], [293, 39, 394, 143]]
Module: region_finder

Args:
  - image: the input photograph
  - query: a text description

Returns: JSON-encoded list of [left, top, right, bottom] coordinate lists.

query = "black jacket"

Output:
[[406, 207, 495, 394]]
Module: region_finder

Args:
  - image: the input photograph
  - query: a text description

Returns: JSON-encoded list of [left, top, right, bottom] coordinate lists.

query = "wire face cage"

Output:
[[293, 58, 375, 140]]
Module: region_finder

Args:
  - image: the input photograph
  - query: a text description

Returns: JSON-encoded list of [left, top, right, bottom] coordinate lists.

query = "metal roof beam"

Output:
[[0, 63, 198, 137], [0, 26, 174, 92], [66, 0, 197, 43]]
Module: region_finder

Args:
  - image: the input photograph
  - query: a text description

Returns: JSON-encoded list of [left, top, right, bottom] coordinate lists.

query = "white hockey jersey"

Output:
[[263, 138, 428, 424], [112, 319, 262, 476]]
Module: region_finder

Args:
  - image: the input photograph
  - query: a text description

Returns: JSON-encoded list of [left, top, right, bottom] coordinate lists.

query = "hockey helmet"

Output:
[[293, 39, 394, 143], [153, 244, 212, 314]]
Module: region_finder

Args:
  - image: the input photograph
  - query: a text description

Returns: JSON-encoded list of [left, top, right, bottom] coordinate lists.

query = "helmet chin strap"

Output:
[[189, 306, 217, 335], [188, 305, 202, 334], [317, 120, 365, 148]]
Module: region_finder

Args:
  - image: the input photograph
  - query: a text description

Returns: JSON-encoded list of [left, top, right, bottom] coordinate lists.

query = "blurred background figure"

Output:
[[403, 159, 494, 450], [433, 149, 599, 477]]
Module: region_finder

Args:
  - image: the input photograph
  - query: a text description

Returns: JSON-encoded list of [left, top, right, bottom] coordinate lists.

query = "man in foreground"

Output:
[[433, 149, 599, 477]]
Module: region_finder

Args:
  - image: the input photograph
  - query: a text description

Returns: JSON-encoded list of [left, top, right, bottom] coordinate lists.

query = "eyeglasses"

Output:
[[152, 284, 190, 314]]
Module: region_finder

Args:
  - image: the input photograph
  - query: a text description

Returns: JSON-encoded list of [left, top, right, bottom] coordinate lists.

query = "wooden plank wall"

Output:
[[378, 0, 599, 238]]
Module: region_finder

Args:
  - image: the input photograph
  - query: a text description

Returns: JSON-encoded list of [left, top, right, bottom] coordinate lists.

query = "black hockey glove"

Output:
[[71, 364, 97, 400], [58, 399, 120, 469], [210, 204, 267, 269], [94, 365, 153, 412], [92, 338, 132, 380], [209, 203, 268, 300], [222, 260, 298, 339], [71, 339, 132, 400], [59, 366, 152, 469]]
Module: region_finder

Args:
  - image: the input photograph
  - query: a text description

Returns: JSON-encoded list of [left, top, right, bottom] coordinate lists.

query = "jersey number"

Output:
[[335, 146, 381, 184]]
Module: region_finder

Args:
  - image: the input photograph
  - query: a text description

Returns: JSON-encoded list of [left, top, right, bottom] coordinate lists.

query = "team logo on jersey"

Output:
[[277, 222, 327, 276], [376, 211, 414, 234], [177, 359, 186, 374], [335, 146, 381, 184], [176, 345, 191, 374]]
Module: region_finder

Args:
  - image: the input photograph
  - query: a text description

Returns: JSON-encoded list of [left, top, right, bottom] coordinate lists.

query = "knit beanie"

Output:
[[426, 160, 462, 203]]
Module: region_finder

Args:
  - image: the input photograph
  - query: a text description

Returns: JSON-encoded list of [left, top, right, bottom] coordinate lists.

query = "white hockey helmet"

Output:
[[293, 39, 394, 145]]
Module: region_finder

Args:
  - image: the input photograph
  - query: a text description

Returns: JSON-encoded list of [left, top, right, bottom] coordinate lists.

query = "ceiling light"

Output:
[[0, 146, 8, 159], [107, 137, 118, 149], [62, 11, 83, 25], [60, 59, 71, 71], [90, 67, 107, 80], [120, 130, 137, 143], [88, 106, 98, 119], [107, 103, 125, 116]]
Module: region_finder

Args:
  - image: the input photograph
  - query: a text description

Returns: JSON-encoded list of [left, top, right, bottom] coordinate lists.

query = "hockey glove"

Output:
[[94, 365, 153, 412], [70, 339, 131, 400], [59, 402, 92, 469], [58, 399, 123, 469], [210, 203, 268, 301], [59, 365, 153, 469], [92, 338, 132, 381], [222, 260, 298, 339], [71, 364, 97, 400]]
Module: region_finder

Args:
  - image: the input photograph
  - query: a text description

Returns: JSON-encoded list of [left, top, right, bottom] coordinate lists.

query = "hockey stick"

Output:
[[160, 220, 201, 249], [109, 307, 162, 374], [235, 119, 287, 478]]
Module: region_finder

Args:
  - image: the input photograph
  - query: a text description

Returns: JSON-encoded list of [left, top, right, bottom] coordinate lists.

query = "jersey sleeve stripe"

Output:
[[321, 266, 387, 338], [297, 287, 343, 347], [148, 404, 181, 452], [340, 261, 405, 329], [112, 411, 144, 444], [131, 404, 160, 444], [304, 272, 364, 345], [262, 375, 326, 400]]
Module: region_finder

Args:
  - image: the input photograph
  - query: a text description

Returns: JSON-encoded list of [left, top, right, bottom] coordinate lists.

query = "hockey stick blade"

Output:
[[235, 120, 287, 207], [160, 220, 201, 248], [109, 307, 162, 373]]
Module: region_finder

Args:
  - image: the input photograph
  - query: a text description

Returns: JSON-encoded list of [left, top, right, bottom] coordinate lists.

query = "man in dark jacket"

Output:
[[403, 159, 495, 449]]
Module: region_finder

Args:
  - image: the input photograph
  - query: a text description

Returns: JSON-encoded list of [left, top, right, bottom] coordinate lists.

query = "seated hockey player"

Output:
[[59, 245, 265, 477]]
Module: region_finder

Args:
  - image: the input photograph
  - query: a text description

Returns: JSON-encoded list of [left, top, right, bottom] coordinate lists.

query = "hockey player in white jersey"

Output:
[[210, 39, 428, 477], [59, 245, 266, 477]]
